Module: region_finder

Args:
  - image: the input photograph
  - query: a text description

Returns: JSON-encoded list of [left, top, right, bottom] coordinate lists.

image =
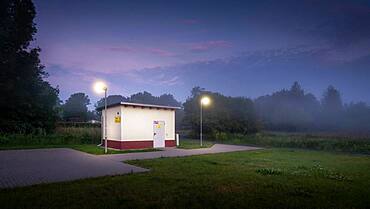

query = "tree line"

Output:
[[181, 83, 370, 138], [60, 81, 370, 138], [255, 82, 370, 133]]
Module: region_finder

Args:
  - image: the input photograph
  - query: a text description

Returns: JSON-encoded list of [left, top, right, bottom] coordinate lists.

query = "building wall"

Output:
[[102, 106, 121, 141], [121, 106, 175, 141]]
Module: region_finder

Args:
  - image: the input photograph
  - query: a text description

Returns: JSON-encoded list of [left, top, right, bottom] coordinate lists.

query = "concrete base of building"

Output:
[[102, 139, 176, 150]]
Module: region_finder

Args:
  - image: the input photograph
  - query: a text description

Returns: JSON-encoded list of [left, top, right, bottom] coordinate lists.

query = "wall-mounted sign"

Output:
[[114, 116, 121, 123]]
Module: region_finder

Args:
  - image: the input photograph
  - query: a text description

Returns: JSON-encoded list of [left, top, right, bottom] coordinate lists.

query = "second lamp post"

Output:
[[200, 96, 210, 147]]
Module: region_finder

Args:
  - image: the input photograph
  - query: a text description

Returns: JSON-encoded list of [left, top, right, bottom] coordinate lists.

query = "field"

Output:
[[213, 132, 370, 154], [1, 127, 370, 208], [1, 148, 369, 209], [2, 125, 370, 154]]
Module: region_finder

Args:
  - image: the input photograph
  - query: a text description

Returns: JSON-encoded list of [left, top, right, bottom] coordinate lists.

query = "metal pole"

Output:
[[104, 88, 108, 154], [200, 102, 203, 147]]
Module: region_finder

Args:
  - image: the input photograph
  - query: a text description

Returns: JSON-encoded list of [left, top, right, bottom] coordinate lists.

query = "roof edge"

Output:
[[96, 102, 181, 111]]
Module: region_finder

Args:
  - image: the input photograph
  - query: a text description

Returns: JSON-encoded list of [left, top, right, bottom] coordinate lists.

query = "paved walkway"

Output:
[[0, 148, 147, 189], [102, 144, 261, 161], [0, 144, 260, 189]]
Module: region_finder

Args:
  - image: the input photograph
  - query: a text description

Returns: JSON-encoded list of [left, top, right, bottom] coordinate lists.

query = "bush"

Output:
[[256, 168, 282, 175], [0, 127, 101, 147]]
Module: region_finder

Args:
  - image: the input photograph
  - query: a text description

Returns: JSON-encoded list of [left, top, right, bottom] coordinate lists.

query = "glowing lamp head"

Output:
[[201, 96, 211, 106], [93, 81, 107, 94]]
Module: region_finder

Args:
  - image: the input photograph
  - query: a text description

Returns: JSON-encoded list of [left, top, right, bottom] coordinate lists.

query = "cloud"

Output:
[[125, 70, 182, 87], [107, 46, 175, 57], [40, 42, 182, 75], [153, 75, 181, 86], [189, 40, 232, 53], [317, 39, 370, 64], [107, 46, 136, 53], [146, 48, 176, 57]]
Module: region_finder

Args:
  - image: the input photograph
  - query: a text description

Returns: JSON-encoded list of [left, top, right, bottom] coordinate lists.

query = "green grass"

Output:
[[214, 132, 370, 154], [1, 149, 369, 209], [0, 131, 161, 155], [177, 139, 214, 149], [0, 144, 160, 155]]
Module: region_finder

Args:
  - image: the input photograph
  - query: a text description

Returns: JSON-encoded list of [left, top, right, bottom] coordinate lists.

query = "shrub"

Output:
[[256, 168, 282, 175], [0, 127, 101, 147]]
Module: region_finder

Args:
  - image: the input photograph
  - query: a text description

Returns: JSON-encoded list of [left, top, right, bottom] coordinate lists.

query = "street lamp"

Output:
[[200, 96, 211, 147], [93, 81, 108, 154]]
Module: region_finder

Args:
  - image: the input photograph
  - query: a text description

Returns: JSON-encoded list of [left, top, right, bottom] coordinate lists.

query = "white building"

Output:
[[97, 102, 180, 150]]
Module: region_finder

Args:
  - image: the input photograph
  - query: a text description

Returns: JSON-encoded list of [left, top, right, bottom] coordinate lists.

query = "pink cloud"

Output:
[[146, 48, 176, 57], [107, 45, 175, 57], [190, 40, 232, 52], [41, 43, 175, 74], [108, 46, 136, 53]]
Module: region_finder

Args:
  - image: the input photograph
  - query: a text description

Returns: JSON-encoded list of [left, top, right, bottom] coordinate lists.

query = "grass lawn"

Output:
[[1, 149, 369, 209], [0, 144, 160, 155], [214, 132, 370, 154], [177, 139, 214, 149]]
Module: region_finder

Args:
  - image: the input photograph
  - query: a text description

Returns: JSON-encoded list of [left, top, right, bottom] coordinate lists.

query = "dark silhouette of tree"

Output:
[[321, 85, 343, 113], [158, 94, 181, 107], [318, 85, 344, 130], [290, 81, 304, 97], [62, 93, 90, 122], [95, 93, 181, 108], [190, 86, 204, 98], [0, 0, 59, 133], [129, 91, 157, 104], [95, 95, 129, 109], [255, 82, 320, 131], [183, 87, 259, 138]]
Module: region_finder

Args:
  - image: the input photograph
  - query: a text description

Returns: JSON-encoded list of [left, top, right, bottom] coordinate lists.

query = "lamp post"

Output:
[[200, 96, 210, 147], [94, 81, 108, 154]]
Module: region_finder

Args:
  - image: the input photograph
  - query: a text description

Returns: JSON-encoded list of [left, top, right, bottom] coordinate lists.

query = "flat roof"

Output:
[[96, 102, 181, 111]]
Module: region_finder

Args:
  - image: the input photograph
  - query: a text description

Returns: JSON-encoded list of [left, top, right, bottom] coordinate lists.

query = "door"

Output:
[[153, 121, 165, 148]]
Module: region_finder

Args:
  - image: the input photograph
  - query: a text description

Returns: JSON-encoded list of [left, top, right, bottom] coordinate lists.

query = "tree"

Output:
[[318, 85, 344, 130], [254, 82, 320, 131], [183, 87, 259, 138], [158, 94, 181, 107], [0, 0, 60, 133], [321, 85, 343, 113], [62, 93, 90, 122], [290, 81, 304, 97], [129, 91, 157, 104], [95, 95, 128, 109]]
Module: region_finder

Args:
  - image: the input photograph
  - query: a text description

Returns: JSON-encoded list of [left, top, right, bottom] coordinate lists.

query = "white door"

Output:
[[153, 121, 165, 148]]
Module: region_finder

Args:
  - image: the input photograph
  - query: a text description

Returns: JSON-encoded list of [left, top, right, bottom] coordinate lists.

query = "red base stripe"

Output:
[[103, 139, 176, 150], [165, 140, 176, 147]]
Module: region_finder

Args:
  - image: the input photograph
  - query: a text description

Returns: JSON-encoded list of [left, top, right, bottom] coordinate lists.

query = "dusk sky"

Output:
[[33, 0, 370, 107]]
